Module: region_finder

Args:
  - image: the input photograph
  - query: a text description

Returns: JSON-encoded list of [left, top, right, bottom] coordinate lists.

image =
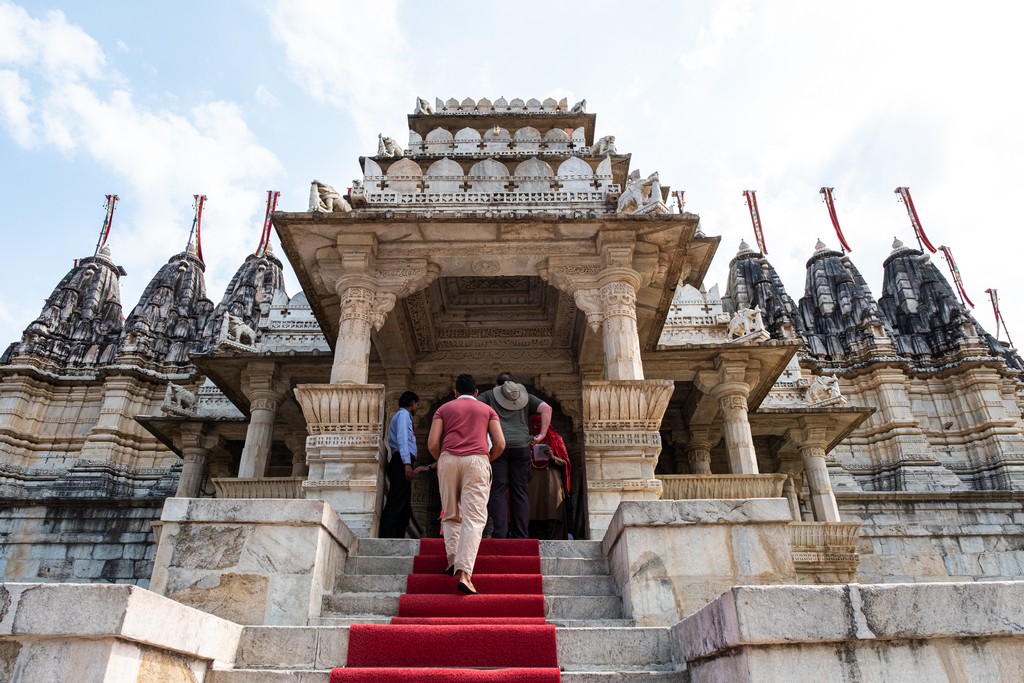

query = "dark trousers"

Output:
[[379, 455, 412, 538], [488, 445, 531, 538]]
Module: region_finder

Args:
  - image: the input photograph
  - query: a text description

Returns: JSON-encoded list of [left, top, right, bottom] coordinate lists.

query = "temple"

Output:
[[2, 96, 1023, 680]]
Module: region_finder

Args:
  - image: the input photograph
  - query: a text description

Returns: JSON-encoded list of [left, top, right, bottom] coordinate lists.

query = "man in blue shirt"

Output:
[[379, 391, 420, 538]]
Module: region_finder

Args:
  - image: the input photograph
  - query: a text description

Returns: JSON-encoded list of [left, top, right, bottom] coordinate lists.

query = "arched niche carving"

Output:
[[363, 158, 383, 192], [514, 157, 553, 193], [544, 128, 571, 151], [454, 127, 482, 154], [557, 157, 594, 192], [483, 126, 511, 153], [424, 127, 454, 155], [425, 157, 465, 194], [385, 157, 423, 194], [468, 158, 509, 193], [514, 126, 542, 153]]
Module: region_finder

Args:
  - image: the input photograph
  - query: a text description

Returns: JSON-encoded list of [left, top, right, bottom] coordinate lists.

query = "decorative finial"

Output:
[[892, 237, 904, 251], [815, 238, 827, 252], [738, 240, 751, 253]]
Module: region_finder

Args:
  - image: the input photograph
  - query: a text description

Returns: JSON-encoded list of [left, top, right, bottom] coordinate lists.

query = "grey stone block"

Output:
[[322, 592, 399, 616], [547, 595, 622, 619], [93, 544, 124, 560], [558, 627, 673, 670]]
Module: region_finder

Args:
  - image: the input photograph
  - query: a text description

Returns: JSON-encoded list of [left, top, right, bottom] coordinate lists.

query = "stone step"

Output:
[[207, 671, 688, 679], [208, 670, 688, 683], [352, 538, 605, 560], [232, 625, 672, 671], [345, 555, 609, 576], [321, 593, 622, 620], [310, 616, 637, 628], [332, 573, 619, 596]]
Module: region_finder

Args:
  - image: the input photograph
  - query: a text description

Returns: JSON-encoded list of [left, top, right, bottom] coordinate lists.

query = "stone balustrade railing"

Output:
[[658, 474, 787, 500], [211, 477, 305, 500]]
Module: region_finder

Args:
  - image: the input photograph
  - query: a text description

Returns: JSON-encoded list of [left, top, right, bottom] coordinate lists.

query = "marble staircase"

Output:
[[207, 539, 686, 681]]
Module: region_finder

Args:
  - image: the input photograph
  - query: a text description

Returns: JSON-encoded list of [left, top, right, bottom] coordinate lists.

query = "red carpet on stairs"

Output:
[[331, 537, 560, 683]]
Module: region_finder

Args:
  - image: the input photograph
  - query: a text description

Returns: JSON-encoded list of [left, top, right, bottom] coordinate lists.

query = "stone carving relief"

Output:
[[570, 99, 587, 114], [616, 171, 669, 215], [805, 375, 847, 407], [161, 382, 197, 417], [415, 96, 433, 114], [727, 306, 770, 343], [218, 313, 258, 351], [310, 180, 351, 213], [377, 134, 404, 158], [591, 135, 616, 155]]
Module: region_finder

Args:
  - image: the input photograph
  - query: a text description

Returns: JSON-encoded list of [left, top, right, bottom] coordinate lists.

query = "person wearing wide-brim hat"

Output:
[[477, 372, 553, 539]]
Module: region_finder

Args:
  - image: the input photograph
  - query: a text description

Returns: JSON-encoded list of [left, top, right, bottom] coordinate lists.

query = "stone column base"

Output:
[[149, 498, 356, 625], [294, 383, 386, 537], [582, 379, 674, 538], [602, 498, 797, 626]]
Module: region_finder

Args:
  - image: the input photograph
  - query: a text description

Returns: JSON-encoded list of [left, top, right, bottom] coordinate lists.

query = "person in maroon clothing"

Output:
[[427, 373, 505, 595]]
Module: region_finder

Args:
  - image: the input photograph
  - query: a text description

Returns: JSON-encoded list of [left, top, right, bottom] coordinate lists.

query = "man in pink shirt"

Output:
[[427, 373, 505, 595]]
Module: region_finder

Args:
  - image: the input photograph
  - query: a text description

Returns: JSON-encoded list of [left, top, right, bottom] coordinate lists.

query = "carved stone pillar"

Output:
[[686, 439, 713, 475], [176, 424, 209, 498], [330, 281, 396, 384], [285, 432, 309, 478], [788, 418, 841, 522], [238, 362, 285, 479], [295, 383, 386, 535], [543, 235, 653, 382], [776, 456, 805, 521], [598, 279, 644, 381], [582, 379, 674, 538], [710, 382, 758, 474]]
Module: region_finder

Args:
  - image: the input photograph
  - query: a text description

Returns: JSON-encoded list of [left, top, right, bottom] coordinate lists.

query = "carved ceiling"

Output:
[[401, 276, 578, 355]]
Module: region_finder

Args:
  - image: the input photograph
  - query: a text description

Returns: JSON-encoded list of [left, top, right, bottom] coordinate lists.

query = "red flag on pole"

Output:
[[190, 195, 207, 263], [986, 288, 1015, 346], [895, 187, 938, 253], [938, 245, 974, 308], [255, 190, 280, 257], [819, 187, 852, 252], [742, 190, 767, 254], [94, 194, 119, 257]]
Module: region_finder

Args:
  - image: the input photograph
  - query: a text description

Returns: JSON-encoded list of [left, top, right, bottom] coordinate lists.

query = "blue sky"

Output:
[[2, 1, 1023, 349]]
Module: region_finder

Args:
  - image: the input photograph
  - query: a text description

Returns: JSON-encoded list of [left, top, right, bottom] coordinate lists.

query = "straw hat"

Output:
[[494, 380, 529, 411]]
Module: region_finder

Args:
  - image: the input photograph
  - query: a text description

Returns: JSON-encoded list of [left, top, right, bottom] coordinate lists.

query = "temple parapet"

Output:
[[345, 95, 652, 214]]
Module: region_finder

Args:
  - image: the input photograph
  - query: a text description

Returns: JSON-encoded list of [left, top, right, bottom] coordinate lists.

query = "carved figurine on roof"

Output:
[[309, 180, 351, 213], [616, 170, 669, 215], [377, 134, 403, 158]]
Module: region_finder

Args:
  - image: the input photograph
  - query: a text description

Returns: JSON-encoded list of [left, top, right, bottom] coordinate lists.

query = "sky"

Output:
[[1, 1, 1023, 350]]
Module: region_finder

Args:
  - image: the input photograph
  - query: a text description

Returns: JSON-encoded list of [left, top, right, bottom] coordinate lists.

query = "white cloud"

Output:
[[0, 3, 105, 79], [0, 2, 284, 320], [0, 69, 33, 145], [260, 0, 412, 142], [679, 0, 753, 71]]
